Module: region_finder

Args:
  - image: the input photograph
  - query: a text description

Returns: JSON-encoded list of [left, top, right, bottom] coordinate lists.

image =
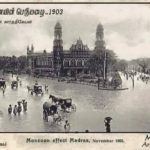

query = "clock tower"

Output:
[[53, 22, 63, 76]]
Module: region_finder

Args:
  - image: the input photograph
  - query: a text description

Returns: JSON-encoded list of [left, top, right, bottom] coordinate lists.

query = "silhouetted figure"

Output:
[[45, 85, 48, 92], [53, 112, 60, 123], [50, 105, 57, 115], [22, 100, 27, 112], [43, 109, 48, 121], [61, 101, 66, 112], [13, 105, 18, 116], [20, 80, 22, 86], [17, 101, 22, 115], [8, 104, 12, 114], [64, 120, 70, 132], [16, 76, 19, 81], [35, 80, 38, 85], [2, 87, 5, 95], [104, 117, 112, 133], [27, 86, 30, 92]]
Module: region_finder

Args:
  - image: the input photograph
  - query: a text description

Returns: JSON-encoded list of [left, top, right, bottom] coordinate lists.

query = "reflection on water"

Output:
[[0, 74, 149, 132]]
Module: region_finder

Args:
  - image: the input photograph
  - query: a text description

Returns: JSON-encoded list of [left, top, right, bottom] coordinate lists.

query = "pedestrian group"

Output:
[[8, 99, 28, 116]]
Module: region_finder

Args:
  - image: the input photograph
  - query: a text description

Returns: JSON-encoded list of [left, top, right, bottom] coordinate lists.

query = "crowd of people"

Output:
[[3, 74, 82, 132], [122, 71, 150, 89], [3, 73, 114, 132], [8, 99, 28, 116]]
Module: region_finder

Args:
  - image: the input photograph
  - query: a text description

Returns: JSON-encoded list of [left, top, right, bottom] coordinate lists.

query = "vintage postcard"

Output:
[[0, 2, 149, 149]]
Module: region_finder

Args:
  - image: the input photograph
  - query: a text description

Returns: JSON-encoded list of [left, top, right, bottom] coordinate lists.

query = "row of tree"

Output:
[[128, 58, 150, 74], [0, 56, 27, 74], [0, 52, 149, 76], [87, 48, 128, 78], [87, 48, 150, 77]]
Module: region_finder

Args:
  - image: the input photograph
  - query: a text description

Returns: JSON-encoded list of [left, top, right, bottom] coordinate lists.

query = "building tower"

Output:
[[27, 45, 34, 75], [95, 23, 107, 80], [53, 22, 63, 76], [31, 44, 34, 53], [95, 23, 105, 51]]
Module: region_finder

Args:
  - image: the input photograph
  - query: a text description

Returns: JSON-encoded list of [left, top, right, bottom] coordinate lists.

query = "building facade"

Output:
[[27, 22, 105, 77]]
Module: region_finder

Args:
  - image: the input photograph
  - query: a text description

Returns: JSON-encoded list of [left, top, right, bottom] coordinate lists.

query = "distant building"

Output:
[[27, 22, 106, 77], [27, 45, 53, 76]]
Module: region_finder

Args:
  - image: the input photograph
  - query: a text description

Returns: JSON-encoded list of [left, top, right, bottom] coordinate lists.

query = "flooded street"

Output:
[[0, 74, 149, 132]]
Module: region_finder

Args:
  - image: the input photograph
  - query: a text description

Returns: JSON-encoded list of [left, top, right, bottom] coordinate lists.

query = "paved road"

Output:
[[0, 73, 149, 132]]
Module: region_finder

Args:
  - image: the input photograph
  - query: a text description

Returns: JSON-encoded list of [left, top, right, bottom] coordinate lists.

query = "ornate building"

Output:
[[27, 22, 106, 77]]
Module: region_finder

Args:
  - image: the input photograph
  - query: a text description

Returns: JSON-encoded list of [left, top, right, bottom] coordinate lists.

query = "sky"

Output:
[[0, 4, 150, 60]]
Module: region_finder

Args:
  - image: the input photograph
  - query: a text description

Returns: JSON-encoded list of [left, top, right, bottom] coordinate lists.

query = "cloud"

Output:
[[0, 4, 150, 60]]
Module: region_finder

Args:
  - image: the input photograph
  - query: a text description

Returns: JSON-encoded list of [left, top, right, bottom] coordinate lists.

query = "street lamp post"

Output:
[[103, 51, 107, 88], [97, 52, 101, 90], [97, 50, 107, 89], [98, 76, 100, 90], [131, 72, 135, 89], [104, 52, 106, 80]]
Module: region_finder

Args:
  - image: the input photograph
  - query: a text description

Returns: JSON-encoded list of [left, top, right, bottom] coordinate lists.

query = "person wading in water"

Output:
[[2, 87, 5, 95], [8, 104, 12, 114], [22, 100, 27, 112], [64, 120, 70, 132], [104, 117, 112, 133], [13, 105, 18, 116], [17, 101, 22, 115]]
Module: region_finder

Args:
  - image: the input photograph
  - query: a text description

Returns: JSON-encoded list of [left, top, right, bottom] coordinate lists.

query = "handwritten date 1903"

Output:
[[49, 9, 63, 15]]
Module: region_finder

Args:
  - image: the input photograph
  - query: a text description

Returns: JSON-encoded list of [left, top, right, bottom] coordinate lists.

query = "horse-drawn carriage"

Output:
[[31, 85, 43, 96], [43, 102, 62, 123], [43, 95, 76, 124], [11, 81, 18, 89], [0, 78, 6, 89], [49, 95, 76, 112]]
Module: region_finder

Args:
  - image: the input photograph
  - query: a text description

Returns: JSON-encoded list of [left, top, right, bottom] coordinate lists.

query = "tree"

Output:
[[87, 49, 117, 78], [116, 59, 128, 72], [137, 59, 148, 73], [10, 56, 18, 69], [18, 56, 27, 72]]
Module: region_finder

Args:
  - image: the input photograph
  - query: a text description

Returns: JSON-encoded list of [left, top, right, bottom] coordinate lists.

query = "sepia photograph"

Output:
[[0, 3, 149, 133]]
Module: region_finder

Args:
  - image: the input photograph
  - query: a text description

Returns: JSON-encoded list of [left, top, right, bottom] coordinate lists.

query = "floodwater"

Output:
[[0, 73, 149, 132]]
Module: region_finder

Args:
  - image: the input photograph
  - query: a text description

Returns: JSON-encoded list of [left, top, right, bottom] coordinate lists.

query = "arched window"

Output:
[[84, 60, 87, 66], [71, 59, 76, 67], [77, 59, 82, 67], [64, 60, 69, 67], [49, 60, 52, 67]]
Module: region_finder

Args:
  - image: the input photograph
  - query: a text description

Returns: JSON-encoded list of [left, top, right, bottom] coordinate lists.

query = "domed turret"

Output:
[[97, 23, 103, 30], [53, 22, 63, 76], [76, 38, 83, 46], [95, 23, 105, 50], [54, 22, 62, 40], [31, 44, 34, 52], [27, 45, 34, 55], [96, 23, 104, 41], [27, 45, 29, 51], [55, 22, 62, 29]]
